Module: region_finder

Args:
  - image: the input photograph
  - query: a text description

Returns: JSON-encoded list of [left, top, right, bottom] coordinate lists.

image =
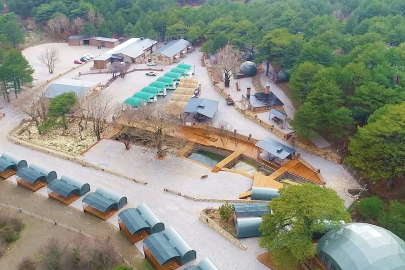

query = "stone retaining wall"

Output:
[[199, 211, 247, 250], [163, 188, 269, 204], [7, 121, 148, 185]]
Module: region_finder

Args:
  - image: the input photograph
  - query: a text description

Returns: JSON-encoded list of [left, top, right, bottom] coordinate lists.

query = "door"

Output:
[[101, 42, 105, 47], [83, 40, 90, 45]]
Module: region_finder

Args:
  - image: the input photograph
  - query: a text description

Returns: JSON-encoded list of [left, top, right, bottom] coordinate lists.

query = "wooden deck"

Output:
[[119, 222, 149, 244], [239, 190, 252, 199], [0, 169, 17, 180], [48, 192, 80, 205], [83, 205, 117, 220], [17, 179, 47, 192], [211, 150, 242, 172], [253, 171, 284, 189], [144, 246, 181, 270], [178, 141, 195, 157]]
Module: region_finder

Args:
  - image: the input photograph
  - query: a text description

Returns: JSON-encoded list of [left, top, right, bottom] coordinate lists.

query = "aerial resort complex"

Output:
[[1, 0, 405, 269]]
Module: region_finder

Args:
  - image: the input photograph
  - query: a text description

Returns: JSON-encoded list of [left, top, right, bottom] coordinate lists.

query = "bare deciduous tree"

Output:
[[217, 120, 233, 147], [38, 47, 61, 74], [83, 92, 115, 140], [72, 17, 85, 35], [213, 43, 243, 87], [47, 14, 70, 41], [119, 102, 185, 158], [109, 62, 130, 79]]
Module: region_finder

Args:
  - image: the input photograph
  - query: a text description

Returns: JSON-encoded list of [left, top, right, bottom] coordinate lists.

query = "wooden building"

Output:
[[143, 227, 196, 270], [15, 163, 57, 191], [118, 204, 165, 244], [93, 38, 157, 69], [68, 36, 119, 48], [0, 152, 27, 179], [82, 188, 127, 220], [151, 39, 193, 65], [47, 175, 90, 205]]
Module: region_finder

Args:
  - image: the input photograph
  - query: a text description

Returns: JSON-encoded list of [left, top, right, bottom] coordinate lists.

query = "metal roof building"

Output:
[[143, 227, 196, 270], [256, 138, 295, 160], [94, 38, 157, 61], [0, 152, 27, 179], [184, 258, 219, 270], [317, 223, 405, 270], [44, 78, 100, 99], [152, 39, 191, 58], [233, 203, 270, 219], [183, 98, 219, 120], [82, 187, 127, 220], [16, 163, 56, 191], [251, 187, 280, 201], [118, 203, 165, 244], [47, 175, 90, 205], [235, 217, 262, 238]]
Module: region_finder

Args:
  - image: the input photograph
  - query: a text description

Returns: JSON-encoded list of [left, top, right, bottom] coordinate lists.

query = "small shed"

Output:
[[184, 258, 219, 270], [82, 187, 127, 220], [133, 92, 157, 103], [256, 138, 295, 165], [16, 163, 57, 191], [118, 203, 165, 244], [183, 98, 219, 124], [235, 217, 262, 238], [157, 77, 177, 90], [269, 109, 287, 128], [45, 78, 101, 99], [141, 86, 166, 97], [251, 187, 280, 201], [47, 175, 90, 205], [123, 97, 146, 108], [233, 203, 270, 221], [0, 152, 27, 179], [143, 227, 196, 270]]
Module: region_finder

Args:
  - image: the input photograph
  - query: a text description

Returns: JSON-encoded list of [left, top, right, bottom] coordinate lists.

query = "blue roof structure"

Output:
[[251, 187, 280, 201], [236, 217, 262, 238], [0, 152, 27, 173], [269, 109, 286, 119], [152, 39, 191, 57], [233, 203, 270, 218], [82, 187, 127, 212], [143, 227, 196, 266], [184, 258, 219, 270], [183, 98, 219, 119], [256, 138, 295, 160], [47, 175, 90, 198], [118, 203, 164, 235], [16, 163, 57, 184]]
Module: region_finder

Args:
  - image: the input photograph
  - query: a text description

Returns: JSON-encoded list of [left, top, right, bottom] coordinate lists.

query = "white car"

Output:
[[84, 54, 94, 59], [147, 61, 157, 66], [146, 71, 157, 76]]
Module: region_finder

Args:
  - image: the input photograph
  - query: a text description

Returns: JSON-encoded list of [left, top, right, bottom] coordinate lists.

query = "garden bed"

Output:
[[203, 208, 236, 237], [15, 119, 113, 155]]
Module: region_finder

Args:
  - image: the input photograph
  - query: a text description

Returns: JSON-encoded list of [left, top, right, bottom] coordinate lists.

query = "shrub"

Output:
[[38, 237, 64, 270], [0, 239, 5, 257], [219, 203, 234, 221], [18, 257, 37, 270], [0, 225, 19, 243], [112, 266, 133, 270], [357, 197, 383, 221], [379, 200, 405, 240]]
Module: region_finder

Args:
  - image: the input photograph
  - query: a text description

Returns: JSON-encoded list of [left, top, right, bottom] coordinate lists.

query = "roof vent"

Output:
[[276, 147, 283, 153]]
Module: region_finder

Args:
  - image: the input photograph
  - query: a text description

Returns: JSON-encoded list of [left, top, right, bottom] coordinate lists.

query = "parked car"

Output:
[[83, 54, 94, 59], [146, 71, 157, 76], [80, 57, 88, 62], [147, 61, 157, 66], [74, 60, 82, 64]]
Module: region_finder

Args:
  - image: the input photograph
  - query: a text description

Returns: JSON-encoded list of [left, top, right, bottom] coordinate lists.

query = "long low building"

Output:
[[45, 78, 101, 99], [68, 35, 119, 48], [93, 38, 157, 69], [151, 39, 193, 65]]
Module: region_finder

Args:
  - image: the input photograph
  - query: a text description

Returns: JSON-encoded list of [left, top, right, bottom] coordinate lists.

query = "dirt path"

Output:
[[0, 181, 148, 270]]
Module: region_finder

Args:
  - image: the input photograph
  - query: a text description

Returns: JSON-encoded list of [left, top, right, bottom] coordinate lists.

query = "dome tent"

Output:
[[317, 223, 405, 270], [239, 61, 257, 77]]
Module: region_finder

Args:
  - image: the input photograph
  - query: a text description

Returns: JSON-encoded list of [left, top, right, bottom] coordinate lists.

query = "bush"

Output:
[[379, 200, 405, 240], [357, 197, 383, 221], [112, 266, 133, 270], [219, 203, 234, 221], [18, 257, 37, 270]]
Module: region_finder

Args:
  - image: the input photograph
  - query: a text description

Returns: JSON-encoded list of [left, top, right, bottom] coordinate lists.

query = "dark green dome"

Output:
[[239, 61, 257, 77]]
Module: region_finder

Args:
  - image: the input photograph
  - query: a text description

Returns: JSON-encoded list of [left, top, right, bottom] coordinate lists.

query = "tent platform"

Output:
[[84, 205, 117, 220], [119, 221, 150, 244], [17, 179, 47, 191], [48, 192, 80, 205], [0, 169, 17, 180]]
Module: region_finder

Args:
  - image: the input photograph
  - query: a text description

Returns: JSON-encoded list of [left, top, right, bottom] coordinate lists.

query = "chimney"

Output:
[[265, 85, 270, 95], [247, 87, 251, 99]]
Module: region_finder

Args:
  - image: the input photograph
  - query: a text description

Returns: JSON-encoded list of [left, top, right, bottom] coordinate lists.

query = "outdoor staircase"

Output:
[[239, 190, 252, 199], [211, 150, 242, 173]]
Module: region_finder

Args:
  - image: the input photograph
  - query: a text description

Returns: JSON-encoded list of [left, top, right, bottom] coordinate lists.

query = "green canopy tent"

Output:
[[157, 77, 176, 90], [177, 63, 192, 70], [142, 86, 165, 97], [170, 68, 188, 76], [123, 97, 144, 108], [133, 92, 156, 103], [164, 72, 182, 80], [150, 81, 167, 90]]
